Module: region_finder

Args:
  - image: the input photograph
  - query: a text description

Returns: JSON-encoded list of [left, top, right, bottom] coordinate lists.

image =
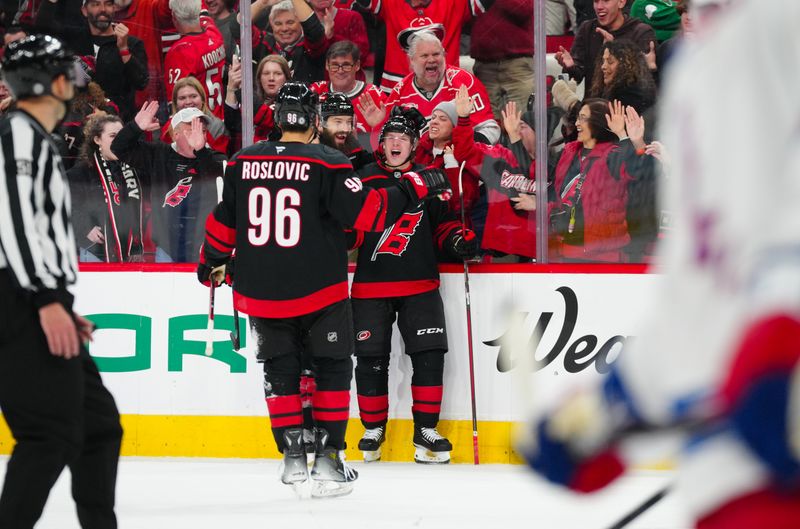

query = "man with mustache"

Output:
[[34, 0, 149, 121]]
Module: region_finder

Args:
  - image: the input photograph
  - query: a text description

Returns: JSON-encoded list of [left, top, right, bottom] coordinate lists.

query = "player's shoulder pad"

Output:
[[317, 144, 353, 167]]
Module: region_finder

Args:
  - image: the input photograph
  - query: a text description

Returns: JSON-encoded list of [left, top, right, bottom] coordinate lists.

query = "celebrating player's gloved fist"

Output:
[[448, 228, 479, 260], [400, 168, 452, 202], [196, 261, 227, 287]]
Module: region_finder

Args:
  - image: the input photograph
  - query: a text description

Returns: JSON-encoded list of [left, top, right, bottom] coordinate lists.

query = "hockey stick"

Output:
[[605, 484, 671, 529], [205, 279, 216, 356], [230, 291, 241, 351], [458, 161, 480, 465]]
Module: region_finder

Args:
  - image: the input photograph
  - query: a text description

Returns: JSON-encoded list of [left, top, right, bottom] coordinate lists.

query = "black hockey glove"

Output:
[[196, 262, 227, 287], [400, 168, 452, 202], [448, 228, 479, 260]]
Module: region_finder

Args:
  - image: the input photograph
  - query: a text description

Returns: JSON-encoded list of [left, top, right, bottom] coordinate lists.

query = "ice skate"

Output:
[[279, 428, 309, 487], [358, 426, 385, 462], [310, 428, 358, 498], [413, 425, 452, 464]]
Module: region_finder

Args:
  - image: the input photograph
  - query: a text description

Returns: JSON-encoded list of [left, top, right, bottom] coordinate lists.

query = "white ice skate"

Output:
[[413, 425, 452, 464], [310, 428, 358, 498], [358, 426, 385, 462]]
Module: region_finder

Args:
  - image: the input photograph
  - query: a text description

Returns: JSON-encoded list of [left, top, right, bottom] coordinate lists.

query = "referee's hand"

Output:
[[38, 303, 80, 359]]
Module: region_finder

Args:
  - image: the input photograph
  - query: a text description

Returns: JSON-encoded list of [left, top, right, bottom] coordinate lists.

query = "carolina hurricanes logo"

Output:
[[357, 330, 371, 341], [164, 176, 193, 207], [410, 17, 435, 29], [108, 180, 121, 206], [372, 210, 423, 259]]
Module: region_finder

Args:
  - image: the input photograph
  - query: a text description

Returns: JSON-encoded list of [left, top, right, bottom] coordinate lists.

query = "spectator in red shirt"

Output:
[[225, 54, 291, 143], [308, 0, 372, 70], [164, 0, 226, 122], [159, 76, 229, 153], [310, 40, 383, 137], [470, 0, 534, 121]]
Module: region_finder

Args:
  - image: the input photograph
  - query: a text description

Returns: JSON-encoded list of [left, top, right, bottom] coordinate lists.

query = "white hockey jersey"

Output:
[[614, 0, 800, 521]]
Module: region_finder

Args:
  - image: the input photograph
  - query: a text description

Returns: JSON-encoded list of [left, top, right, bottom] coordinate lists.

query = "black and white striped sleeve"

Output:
[[0, 113, 79, 308]]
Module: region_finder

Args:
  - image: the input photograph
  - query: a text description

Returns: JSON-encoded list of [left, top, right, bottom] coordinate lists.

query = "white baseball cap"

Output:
[[170, 107, 210, 129]]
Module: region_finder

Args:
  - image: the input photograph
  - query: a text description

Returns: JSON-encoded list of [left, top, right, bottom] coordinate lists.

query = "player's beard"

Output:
[[319, 129, 359, 155]]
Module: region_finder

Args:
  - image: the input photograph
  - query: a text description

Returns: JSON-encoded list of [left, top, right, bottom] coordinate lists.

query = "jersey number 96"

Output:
[[248, 187, 302, 247]]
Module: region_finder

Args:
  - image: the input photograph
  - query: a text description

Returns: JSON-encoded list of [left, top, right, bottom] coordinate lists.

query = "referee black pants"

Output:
[[0, 271, 122, 529]]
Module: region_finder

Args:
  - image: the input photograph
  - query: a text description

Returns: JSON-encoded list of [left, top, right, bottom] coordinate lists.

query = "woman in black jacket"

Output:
[[67, 114, 145, 262], [588, 39, 657, 115]]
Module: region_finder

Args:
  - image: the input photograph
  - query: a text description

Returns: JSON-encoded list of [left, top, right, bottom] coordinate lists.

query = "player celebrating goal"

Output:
[[351, 107, 478, 464], [197, 83, 450, 497]]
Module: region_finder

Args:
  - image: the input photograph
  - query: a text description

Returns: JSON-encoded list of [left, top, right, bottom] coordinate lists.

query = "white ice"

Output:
[[0, 456, 694, 529]]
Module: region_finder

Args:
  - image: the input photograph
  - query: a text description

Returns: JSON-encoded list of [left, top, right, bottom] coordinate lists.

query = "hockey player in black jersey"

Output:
[[318, 92, 373, 172], [196, 83, 450, 497], [351, 107, 479, 464]]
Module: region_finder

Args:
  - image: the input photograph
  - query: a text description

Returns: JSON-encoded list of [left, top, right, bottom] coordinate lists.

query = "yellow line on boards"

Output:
[[0, 414, 524, 464]]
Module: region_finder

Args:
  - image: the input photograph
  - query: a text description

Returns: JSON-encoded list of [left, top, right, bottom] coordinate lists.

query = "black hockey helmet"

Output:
[[1, 34, 79, 100], [379, 106, 426, 144], [274, 82, 318, 129], [320, 92, 354, 119]]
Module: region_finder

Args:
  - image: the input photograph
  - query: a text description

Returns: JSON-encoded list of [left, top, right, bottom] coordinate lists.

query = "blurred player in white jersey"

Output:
[[521, 1, 800, 527]]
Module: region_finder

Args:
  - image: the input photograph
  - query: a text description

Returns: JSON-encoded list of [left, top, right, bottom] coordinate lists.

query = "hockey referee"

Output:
[[0, 35, 122, 528]]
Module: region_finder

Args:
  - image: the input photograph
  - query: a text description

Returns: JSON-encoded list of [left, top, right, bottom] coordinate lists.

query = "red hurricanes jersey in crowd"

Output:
[[385, 66, 495, 138], [164, 18, 226, 121], [359, 0, 487, 92], [200, 142, 419, 318], [350, 162, 460, 298], [311, 80, 385, 134]]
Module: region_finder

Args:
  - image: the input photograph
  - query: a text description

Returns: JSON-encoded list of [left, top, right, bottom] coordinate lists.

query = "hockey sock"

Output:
[[263, 354, 302, 452], [410, 349, 445, 428], [355, 355, 390, 429], [312, 356, 353, 450], [300, 369, 316, 431]]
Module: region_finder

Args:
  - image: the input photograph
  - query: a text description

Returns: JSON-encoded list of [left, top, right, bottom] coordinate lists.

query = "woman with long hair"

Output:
[[549, 99, 654, 263], [225, 54, 291, 144], [589, 40, 657, 115], [161, 76, 229, 154], [67, 114, 145, 262]]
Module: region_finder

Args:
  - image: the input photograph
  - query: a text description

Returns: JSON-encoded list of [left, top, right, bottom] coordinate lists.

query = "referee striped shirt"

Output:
[[0, 109, 78, 307]]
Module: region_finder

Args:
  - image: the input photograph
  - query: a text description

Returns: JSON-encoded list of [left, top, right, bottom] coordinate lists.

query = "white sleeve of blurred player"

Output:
[[607, 0, 800, 517]]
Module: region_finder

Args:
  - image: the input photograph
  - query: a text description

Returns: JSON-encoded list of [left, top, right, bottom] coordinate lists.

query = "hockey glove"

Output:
[[449, 228, 479, 260], [520, 385, 628, 493], [400, 168, 452, 202], [197, 262, 227, 287]]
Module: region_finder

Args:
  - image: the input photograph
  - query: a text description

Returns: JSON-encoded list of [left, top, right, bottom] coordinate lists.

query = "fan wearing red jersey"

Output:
[[164, 0, 226, 122], [197, 83, 450, 497], [353, 0, 493, 93], [358, 31, 500, 146], [311, 40, 385, 136], [350, 107, 477, 465]]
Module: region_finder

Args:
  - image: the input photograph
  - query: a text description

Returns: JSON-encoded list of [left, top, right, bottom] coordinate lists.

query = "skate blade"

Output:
[[361, 448, 382, 462], [413, 446, 450, 464], [290, 479, 312, 500], [311, 479, 354, 499]]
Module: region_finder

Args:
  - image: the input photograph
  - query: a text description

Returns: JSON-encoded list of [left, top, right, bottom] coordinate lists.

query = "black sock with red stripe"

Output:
[[263, 354, 302, 452], [355, 355, 390, 429], [410, 349, 445, 428], [312, 356, 353, 450]]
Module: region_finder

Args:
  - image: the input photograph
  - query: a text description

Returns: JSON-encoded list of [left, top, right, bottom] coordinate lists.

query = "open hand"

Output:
[[356, 92, 386, 128], [134, 101, 161, 132], [605, 100, 627, 139], [555, 46, 574, 69], [455, 85, 473, 118], [501, 100, 522, 142]]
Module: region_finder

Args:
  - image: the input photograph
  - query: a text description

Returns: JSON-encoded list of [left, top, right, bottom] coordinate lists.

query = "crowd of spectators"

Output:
[[0, 0, 731, 265]]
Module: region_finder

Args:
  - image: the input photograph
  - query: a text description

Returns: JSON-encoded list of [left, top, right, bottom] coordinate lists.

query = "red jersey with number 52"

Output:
[[164, 18, 226, 121]]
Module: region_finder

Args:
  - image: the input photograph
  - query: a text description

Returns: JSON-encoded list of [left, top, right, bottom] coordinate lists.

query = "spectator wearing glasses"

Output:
[[311, 40, 384, 136]]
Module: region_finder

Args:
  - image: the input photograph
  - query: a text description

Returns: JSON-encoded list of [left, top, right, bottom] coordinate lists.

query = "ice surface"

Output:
[[0, 457, 692, 529]]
